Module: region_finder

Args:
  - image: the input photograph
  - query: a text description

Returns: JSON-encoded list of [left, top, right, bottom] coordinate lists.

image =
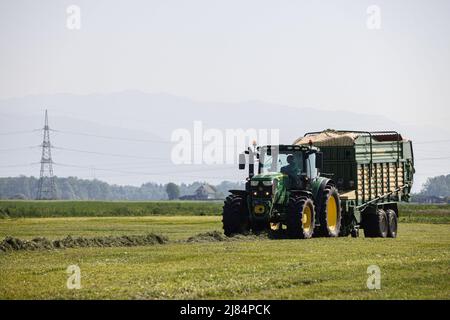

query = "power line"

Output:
[[51, 128, 246, 149], [56, 163, 235, 173], [52, 146, 169, 161], [0, 163, 37, 168], [53, 128, 450, 145], [64, 163, 235, 171], [416, 156, 450, 161], [414, 139, 450, 144], [55, 162, 239, 179], [51, 129, 173, 144], [36, 160, 175, 168], [0, 129, 41, 136], [0, 146, 40, 152]]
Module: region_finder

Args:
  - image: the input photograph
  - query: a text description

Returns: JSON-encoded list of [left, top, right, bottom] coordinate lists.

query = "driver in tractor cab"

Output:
[[281, 154, 301, 189]]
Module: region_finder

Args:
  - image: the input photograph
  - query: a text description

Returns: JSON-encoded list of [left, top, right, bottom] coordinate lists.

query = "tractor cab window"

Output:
[[259, 146, 320, 189], [259, 148, 304, 176]]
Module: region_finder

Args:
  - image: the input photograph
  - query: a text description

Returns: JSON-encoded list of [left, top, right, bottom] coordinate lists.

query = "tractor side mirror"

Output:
[[316, 152, 323, 170], [238, 153, 246, 170]]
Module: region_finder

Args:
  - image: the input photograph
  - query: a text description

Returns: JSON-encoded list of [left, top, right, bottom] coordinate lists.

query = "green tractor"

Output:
[[222, 144, 342, 238], [222, 130, 414, 239]]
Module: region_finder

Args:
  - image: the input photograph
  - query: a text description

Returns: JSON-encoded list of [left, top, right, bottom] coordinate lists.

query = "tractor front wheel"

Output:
[[222, 194, 250, 236], [251, 220, 268, 234]]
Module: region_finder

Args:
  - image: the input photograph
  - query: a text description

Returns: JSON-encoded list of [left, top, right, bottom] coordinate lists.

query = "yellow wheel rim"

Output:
[[327, 195, 338, 231], [254, 205, 265, 215], [302, 204, 312, 232]]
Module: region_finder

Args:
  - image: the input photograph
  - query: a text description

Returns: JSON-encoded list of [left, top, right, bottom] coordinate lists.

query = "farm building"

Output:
[[179, 184, 218, 200]]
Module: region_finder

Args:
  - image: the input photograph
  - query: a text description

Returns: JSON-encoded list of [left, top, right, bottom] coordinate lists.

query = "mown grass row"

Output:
[[0, 200, 449, 223]]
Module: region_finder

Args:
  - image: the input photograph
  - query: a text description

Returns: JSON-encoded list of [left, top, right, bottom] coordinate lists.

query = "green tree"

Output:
[[0, 177, 244, 201], [421, 174, 450, 197], [165, 182, 180, 200]]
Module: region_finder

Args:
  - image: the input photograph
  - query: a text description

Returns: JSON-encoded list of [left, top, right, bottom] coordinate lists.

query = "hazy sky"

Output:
[[1, 0, 450, 128]]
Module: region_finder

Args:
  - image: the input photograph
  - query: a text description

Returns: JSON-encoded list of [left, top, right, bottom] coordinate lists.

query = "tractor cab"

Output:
[[258, 145, 322, 189], [239, 144, 323, 191]]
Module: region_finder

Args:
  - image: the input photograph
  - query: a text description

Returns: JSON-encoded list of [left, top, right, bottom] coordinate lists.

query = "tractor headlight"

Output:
[[250, 181, 259, 187], [262, 181, 273, 186]]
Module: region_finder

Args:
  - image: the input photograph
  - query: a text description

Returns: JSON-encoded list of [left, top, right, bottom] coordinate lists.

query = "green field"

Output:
[[1, 201, 450, 223], [1, 205, 449, 299], [0, 200, 223, 218]]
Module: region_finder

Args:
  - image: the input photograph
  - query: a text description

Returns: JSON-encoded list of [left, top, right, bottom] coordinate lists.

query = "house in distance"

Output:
[[180, 184, 219, 200]]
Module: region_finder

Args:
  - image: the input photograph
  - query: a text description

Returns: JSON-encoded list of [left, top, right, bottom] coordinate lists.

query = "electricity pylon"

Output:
[[36, 110, 57, 200]]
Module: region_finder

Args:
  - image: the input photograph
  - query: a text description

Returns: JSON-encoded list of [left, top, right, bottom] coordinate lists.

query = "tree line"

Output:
[[0, 176, 243, 200], [411, 174, 450, 203], [1, 174, 448, 201]]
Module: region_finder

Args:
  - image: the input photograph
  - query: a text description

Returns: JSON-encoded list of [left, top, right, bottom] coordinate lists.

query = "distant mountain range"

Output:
[[0, 91, 449, 192]]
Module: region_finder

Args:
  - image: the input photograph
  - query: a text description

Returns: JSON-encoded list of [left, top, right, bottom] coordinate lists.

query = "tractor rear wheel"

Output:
[[317, 185, 342, 237], [363, 209, 388, 238], [386, 209, 398, 238], [286, 196, 315, 239]]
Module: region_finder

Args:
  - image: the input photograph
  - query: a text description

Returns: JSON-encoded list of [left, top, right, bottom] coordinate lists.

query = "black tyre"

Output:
[[363, 209, 388, 238], [222, 194, 250, 236], [317, 185, 342, 237], [251, 220, 268, 234], [386, 209, 398, 238], [286, 196, 315, 239], [350, 227, 360, 238]]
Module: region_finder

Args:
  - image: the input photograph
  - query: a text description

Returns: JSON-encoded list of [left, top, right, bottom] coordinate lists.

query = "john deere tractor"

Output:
[[222, 144, 342, 238], [223, 130, 415, 239]]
